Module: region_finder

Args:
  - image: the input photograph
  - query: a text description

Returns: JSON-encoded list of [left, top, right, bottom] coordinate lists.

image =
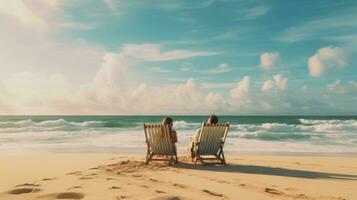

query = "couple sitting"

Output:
[[161, 114, 219, 158]]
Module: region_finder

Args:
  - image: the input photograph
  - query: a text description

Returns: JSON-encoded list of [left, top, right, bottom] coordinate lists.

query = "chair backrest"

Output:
[[197, 122, 230, 155], [144, 124, 173, 156]]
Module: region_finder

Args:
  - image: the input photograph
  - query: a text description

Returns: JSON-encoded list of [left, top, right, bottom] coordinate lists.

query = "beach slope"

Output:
[[0, 154, 356, 200]]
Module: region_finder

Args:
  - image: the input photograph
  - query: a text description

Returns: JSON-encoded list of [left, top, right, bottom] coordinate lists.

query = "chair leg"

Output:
[[174, 145, 178, 163], [220, 149, 226, 165], [145, 152, 154, 165], [222, 153, 226, 165], [175, 152, 178, 163]]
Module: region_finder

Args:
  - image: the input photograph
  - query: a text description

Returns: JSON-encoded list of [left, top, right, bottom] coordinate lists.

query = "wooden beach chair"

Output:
[[144, 124, 178, 165], [193, 122, 230, 165]]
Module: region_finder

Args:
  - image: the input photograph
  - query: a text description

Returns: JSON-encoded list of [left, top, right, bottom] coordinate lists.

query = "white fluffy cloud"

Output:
[[274, 74, 288, 91], [261, 79, 274, 92], [260, 52, 279, 70], [308, 46, 346, 77], [229, 76, 252, 108], [261, 74, 288, 92], [0, 0, 46, 30]]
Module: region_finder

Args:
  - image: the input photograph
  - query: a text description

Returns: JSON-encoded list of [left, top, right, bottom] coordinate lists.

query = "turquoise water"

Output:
[[0, 116, 356, 154]]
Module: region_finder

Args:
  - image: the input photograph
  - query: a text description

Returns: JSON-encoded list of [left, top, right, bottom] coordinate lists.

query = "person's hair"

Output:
[[207, 114, 218, 124], [162, 117, 173, 127]]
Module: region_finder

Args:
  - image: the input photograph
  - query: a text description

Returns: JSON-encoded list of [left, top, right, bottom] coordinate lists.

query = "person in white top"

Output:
[[188, 114, 219, 159]]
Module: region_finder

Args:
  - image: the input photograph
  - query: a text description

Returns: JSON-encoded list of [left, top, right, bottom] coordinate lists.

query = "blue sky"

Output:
[[0, 0, 356, 115]]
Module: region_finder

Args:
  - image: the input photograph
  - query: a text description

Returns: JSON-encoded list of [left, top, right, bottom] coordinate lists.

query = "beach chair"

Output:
[[144, 124, 178, 165], [193, 122, 230, 165]]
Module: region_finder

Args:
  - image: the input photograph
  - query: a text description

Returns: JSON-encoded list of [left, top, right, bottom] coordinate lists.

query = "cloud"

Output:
[[149, 67, 171, 73], [261, 74, 288, 92], [205, 63, 232, 73], [260, 52, 279, 70], [0, 0, 47, 30], [154, 0, 216, 11], [236, 5, 270, 20], [229, 76, 251, 108], [103, 0, 117, 10], [308, 46, 346, 77], [261, 79, 274, 92], [277, 12, 357, 43], [350, 80, 357, 88], [121, 43, 221, 61], [200, 82, 234, 89], [273, 74, 288, 91], [57, 22, 95, 30], [180, 62, 192, 71], [327, 80, 347, 94], [217, 63, 231, 72]]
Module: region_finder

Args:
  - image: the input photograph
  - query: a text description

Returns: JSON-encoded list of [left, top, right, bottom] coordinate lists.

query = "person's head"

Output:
[[207, 114, 218, 124], [162, 117, 173, 127]]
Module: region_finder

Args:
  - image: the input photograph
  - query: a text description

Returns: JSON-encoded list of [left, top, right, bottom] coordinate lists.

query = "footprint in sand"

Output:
[[56, 192, 84, 199], [265, 187, 284, 196], [150, 196, 183, 200], [67, 186, 82, 190], [89, 167, 99, 170], [149, 178, 159, 182], [106, 177, 115, 180], [8, 187, 41, 195], [79, 176, 93, 180], [110, 186, 121, 190], [15, 183, 40, 187], [140, 185, 150, 188], [202, 189, 223, 197], [217, 180, 231, 184], [42, 177, 56, 181], [66, 171, 82, 176], [155, 190, 165, 193], [294, 194, 309, 199], [116, 195, 128, 199], [173, 183, 186, 188], [132, 174, 143, 178]]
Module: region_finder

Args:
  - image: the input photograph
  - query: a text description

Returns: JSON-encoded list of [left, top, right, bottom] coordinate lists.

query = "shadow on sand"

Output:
[[174, 163, 357, 181]]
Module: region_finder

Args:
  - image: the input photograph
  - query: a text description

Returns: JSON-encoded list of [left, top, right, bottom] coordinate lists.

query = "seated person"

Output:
[[162, 117, 177, 143], [188, 114, 218, 159]]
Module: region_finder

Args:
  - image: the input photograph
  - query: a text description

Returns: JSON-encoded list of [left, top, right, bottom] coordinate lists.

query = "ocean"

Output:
[[0, 115, 356, 155]]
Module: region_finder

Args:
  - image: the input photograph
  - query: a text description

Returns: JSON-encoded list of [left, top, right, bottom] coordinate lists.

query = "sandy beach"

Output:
[[0, 153, 356, 200]]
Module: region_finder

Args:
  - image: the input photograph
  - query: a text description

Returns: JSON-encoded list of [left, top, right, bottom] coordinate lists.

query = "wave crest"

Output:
[[0, 119, 104, 133]]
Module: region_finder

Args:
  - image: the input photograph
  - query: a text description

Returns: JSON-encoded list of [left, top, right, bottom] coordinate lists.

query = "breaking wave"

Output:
[[0, 117, 356, 154], [0, 119, 104, 133]]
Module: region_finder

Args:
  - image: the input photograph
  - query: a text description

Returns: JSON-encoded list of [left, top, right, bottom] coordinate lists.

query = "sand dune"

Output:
[[0, 154, 356, 200]]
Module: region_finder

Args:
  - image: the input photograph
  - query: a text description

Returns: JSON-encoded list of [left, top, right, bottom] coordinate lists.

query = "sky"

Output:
[[0, 0, 356, 115]]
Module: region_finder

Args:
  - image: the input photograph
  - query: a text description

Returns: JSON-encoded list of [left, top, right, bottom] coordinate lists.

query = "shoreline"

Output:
[[1, 150, 357, 157]]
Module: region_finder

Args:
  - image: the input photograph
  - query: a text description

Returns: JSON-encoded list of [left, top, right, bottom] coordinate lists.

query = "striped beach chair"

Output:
[[144, 124, 177, 165], [193, 122, 230, 165]]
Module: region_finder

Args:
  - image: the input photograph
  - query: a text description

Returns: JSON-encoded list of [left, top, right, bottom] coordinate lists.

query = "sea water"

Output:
[[0, 116, 356, 155]]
